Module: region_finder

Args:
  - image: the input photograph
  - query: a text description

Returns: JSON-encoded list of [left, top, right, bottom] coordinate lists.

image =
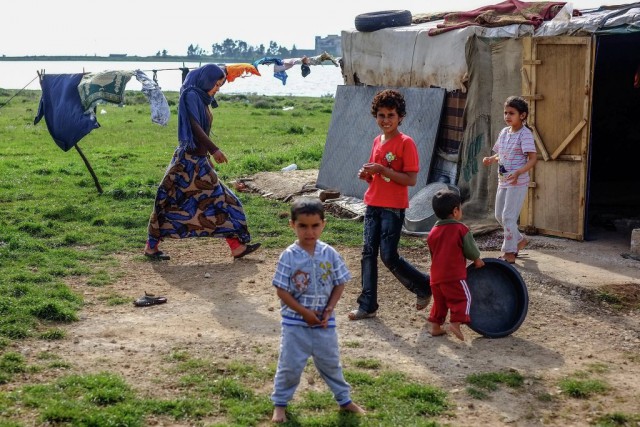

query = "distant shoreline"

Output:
[[0, 53, 320, 63], [0, 56, 246, 63]]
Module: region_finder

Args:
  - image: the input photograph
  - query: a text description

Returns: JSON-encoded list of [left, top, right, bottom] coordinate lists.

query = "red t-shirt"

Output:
[[363, 133, 419, 209]]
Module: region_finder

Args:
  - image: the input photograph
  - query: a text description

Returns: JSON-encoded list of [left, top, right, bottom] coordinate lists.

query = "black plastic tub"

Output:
[[467, 258, 529, 338]]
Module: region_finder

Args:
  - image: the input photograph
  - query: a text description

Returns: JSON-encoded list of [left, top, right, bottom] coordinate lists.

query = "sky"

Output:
[[2, 0, 610, 57]]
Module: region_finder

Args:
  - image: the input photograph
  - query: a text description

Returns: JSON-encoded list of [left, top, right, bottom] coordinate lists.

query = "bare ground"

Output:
[[9, 170, 640, 426]]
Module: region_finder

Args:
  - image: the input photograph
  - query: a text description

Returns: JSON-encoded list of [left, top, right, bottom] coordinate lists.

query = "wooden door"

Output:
[[520, 36, 592, 240]]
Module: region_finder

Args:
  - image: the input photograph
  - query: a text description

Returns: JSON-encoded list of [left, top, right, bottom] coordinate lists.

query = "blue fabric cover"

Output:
[[177, 64, 225, 151], [253, 57, 288, 85], [34, 74, 100, 151]]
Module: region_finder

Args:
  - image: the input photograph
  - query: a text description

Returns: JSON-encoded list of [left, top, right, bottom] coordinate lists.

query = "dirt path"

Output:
[[28, 231, 638, 426]]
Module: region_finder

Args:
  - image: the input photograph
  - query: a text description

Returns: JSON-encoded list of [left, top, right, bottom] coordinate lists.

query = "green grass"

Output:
[[0, 350, 450, 426], [465, 370, 524, 399], [558, 376, 608, 398], [595, 412, 640, 427]]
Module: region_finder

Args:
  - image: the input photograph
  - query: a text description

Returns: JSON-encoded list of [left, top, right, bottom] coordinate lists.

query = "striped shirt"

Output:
[[273, 240, 351, 327], [493, 126, 536, 188]]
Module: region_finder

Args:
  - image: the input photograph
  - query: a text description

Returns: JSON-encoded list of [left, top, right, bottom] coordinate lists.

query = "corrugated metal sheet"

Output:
[[317, 85, 445, 200]]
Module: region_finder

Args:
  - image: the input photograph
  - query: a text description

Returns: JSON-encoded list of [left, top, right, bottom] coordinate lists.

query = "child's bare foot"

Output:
[[517, 238, 529, 252], [272, 406, 287, 423], [429, 322, 447, 336], [499, 252, 517, 264], [446, 322, 465, 341], [340, 401, 366, 415]]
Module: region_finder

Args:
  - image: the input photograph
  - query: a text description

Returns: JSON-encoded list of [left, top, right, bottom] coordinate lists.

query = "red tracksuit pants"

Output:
[[428, 279, 471, 325]]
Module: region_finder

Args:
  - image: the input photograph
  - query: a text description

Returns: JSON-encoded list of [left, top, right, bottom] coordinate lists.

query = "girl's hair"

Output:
[[290, 197, 325, 221], [371, 89, 406, 119], [505, 96, 532, 130]]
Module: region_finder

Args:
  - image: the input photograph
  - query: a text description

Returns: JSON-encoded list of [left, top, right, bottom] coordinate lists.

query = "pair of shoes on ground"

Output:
[[134, 292, 167, 307], [348, 308, 377, 320], [233, 243, 261, 259], [144, 250, 170, 260], [416, 294, 431, 311]]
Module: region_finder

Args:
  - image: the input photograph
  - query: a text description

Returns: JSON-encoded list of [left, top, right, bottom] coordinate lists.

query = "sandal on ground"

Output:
[[134, 292, 167, 307], [233, 243, 261, 259], [144, 250, 170, 260], [348, 308, 377, 321], [416, 295, 431, 311]]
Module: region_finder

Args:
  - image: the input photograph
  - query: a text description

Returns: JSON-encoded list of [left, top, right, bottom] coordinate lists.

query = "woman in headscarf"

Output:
[[144, 64, 261, 260]]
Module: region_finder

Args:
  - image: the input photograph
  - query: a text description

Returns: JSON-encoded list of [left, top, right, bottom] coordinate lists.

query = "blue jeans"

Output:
[[356, 206, 431, 313]]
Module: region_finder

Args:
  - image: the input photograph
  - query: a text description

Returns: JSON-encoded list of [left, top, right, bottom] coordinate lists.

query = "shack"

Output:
[[320, 2, 640, 241]]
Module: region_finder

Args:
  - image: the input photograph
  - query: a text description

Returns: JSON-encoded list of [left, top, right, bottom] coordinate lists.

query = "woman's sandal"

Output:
[[134, 292, 167, 307], [348, 308, 377, 321], [144, 250, 171, 260], [233, 243, 261, 259]]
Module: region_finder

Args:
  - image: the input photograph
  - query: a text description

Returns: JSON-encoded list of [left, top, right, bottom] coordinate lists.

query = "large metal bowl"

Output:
[[403, 183, 460, 234]]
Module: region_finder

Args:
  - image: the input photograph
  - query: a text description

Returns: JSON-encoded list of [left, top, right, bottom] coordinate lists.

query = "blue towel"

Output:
[[34, 73, 100, 151]]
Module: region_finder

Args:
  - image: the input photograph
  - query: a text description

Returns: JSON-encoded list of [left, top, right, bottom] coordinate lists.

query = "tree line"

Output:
[[155, 39, 301, 59]]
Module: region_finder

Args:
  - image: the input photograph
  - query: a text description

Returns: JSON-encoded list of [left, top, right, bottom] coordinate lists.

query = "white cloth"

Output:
[[134, 70, 170, 126]]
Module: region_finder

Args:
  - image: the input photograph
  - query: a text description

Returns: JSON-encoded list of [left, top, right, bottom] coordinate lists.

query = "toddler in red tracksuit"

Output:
[[426, 189, 484, 341]]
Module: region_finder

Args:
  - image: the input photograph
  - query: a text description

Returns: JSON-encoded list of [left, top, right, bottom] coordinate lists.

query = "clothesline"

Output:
[[2, 52, 341, 109], [0, 75, 39, 110]]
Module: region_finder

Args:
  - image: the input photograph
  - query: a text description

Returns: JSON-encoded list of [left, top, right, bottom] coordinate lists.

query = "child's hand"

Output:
[[505, 171, 520, 184], [319, 306, 334, 328], [473, 258, 485, 268], [358, 167, 372, 181], [482, 156, 494, 166], [302, 308, 322, 326], [362, 162, 382, 174]]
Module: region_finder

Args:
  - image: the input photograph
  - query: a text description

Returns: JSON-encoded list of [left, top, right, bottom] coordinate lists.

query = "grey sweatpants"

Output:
[[495, 185, 528, 254], [271, 325, 352, 407]]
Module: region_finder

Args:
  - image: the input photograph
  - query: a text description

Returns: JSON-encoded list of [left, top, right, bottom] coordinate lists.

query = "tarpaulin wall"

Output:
[[457, 35, 523, 233]]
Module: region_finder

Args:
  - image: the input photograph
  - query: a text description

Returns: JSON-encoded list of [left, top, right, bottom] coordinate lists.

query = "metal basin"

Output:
[[403, 183, 460, 234]]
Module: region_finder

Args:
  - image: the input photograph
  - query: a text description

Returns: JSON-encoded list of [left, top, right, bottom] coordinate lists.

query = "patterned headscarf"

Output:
[[177, 64, 226, 151]]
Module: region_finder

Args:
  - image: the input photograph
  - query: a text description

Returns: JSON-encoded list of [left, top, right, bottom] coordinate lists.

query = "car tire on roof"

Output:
[[354, 10, 413, 32]]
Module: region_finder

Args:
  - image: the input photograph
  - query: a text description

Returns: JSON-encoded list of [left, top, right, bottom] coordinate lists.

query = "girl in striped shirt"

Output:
[[482, 96, 537, 264]]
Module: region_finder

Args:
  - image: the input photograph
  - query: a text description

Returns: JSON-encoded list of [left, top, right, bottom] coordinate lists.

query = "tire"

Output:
[[354, 10, 413, 32]]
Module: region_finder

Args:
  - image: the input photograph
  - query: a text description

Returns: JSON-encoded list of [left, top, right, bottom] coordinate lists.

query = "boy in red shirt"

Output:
[[427, 189, 484, 340], [348, 89, 432, 320]]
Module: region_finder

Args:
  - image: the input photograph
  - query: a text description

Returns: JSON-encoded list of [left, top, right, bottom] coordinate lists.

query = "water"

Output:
[[0, 60, 344, 97]]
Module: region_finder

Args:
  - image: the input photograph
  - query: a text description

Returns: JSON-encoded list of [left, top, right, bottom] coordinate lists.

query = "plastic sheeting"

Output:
[[457, 36, 522, 234], [341, 22, 533, 92], [340, 4, 640, 92]]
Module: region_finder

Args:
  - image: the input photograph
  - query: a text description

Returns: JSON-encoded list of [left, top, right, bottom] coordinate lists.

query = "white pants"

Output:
[[495, 185, 528, 254]]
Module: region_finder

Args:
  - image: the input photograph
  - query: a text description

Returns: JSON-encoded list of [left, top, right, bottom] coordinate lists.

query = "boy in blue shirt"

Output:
[[271, 198, 365, 423]]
